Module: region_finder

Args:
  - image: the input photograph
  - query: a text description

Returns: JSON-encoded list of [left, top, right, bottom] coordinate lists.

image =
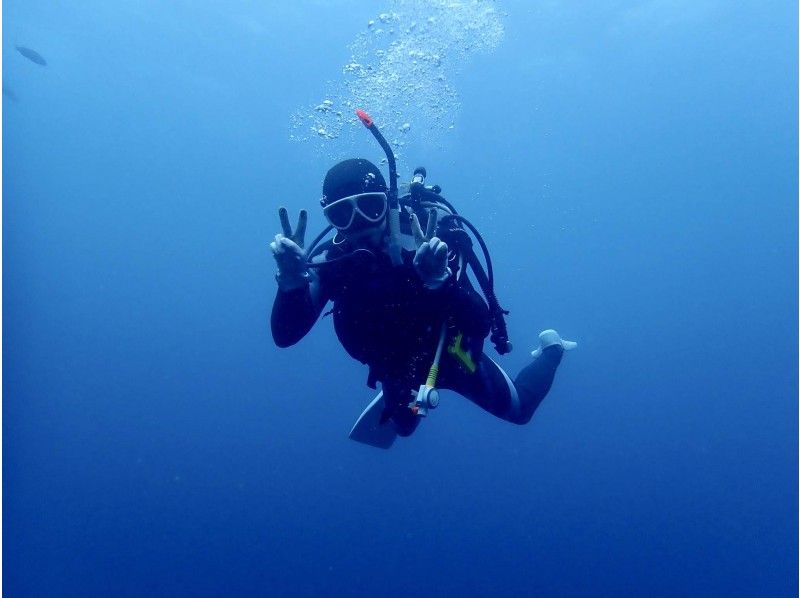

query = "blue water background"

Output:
[[4, 1, 797, 595]]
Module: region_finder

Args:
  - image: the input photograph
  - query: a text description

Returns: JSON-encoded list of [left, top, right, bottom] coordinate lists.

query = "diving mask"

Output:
[[322, 191, 388, 231]]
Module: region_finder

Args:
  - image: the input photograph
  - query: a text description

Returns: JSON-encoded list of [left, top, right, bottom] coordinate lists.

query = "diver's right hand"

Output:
[[270, 207, 310, 291]]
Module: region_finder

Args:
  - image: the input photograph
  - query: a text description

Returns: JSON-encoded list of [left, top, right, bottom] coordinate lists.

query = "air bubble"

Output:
[[291, 0, 505, 161]]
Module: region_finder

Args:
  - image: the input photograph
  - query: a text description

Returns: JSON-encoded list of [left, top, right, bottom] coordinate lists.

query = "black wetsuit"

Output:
[[271, 229, 563, 436]]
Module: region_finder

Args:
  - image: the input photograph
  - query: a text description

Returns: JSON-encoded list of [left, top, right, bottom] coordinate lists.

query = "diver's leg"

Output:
[[391, 406, 420, 437], [512, 345, 564, 424], [440, 346, 564, 425], [438, 353, 519, 422], [381, 380, 421, 437]]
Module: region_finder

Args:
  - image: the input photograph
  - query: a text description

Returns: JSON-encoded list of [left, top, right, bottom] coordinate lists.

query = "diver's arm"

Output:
[[271, 270, 328, 348], [269, 207, 329, 347], [412, 233, 490, 338]]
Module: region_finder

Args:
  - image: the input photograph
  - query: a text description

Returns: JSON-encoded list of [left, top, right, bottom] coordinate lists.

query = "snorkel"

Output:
[[355, 109, 403, 267]]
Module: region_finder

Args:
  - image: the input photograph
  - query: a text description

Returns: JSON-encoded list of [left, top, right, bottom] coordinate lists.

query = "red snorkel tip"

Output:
[[355, 109, 374, 128]]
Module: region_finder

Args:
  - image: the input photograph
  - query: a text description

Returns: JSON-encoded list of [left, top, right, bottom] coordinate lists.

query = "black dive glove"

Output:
[[410, 208, 451, 289]]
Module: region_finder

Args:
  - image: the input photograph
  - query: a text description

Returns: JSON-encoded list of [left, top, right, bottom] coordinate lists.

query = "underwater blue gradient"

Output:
[[4, 1, 797, 595]]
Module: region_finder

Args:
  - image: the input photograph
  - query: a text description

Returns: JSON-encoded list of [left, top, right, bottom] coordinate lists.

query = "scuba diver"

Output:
[[270, 110, 576, 448]]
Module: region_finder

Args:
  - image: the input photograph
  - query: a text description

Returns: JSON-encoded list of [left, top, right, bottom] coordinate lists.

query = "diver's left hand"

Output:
[[414, 237, 450, 289], [410, 208, 450, 289]]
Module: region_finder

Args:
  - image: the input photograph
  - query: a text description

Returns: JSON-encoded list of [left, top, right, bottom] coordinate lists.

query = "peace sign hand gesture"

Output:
[[270, 207, 311, 291], [410, 209, 451, 290]]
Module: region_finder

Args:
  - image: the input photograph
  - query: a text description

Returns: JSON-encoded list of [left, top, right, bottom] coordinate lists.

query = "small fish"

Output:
[[3, 86, 18, 102], [16, 46, 47, 66]]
